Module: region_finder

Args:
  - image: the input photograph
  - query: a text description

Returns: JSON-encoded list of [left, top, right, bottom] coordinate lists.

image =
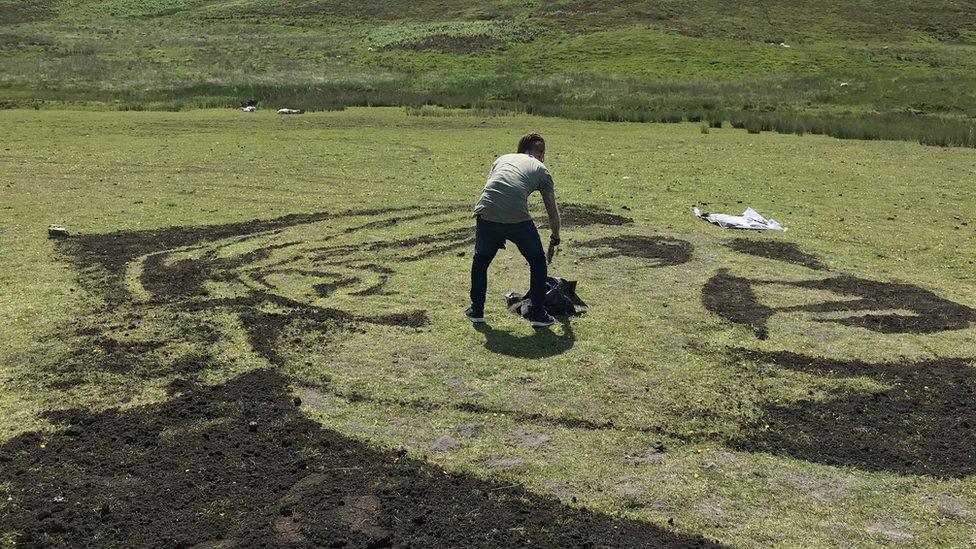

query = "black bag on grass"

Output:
[[505, 276, 587, 317]]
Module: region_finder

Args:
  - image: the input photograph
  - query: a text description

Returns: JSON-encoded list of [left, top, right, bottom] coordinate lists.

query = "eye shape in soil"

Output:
[[729, 349, 976, 478], [702, 269, 976, 339], [726, 238, 827, 271], [0, 369, 723, 548], [112, 209, 469, 311], [539, 203, 634, 228], [580, 235, 693, 267], [61, 205, 452, 301], [350, 275, 392, 296], [51, 206, 477, 389]]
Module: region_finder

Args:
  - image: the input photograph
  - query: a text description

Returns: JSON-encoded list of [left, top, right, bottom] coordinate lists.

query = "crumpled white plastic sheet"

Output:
[[693, 207, 787, 231]]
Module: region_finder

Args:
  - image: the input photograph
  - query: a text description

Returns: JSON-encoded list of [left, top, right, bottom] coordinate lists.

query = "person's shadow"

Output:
[[474, 317, 576, 358]]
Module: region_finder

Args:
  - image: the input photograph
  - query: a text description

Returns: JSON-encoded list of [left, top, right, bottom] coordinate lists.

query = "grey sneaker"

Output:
[[528, 307, 555, 327], [465, 307, 485, 323]]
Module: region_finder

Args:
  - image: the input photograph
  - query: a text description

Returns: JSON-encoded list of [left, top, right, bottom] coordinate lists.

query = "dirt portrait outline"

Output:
[[704, 240, 976, 478], [0, 204, 728, 547]]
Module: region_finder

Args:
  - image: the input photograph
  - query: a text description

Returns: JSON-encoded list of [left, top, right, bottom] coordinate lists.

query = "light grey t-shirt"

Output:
[[473, 153, 554, 224]]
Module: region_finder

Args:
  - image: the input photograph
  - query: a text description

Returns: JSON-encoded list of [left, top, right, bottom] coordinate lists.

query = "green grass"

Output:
[[1, 107, 975, 547], [2, 0, 976, 146]]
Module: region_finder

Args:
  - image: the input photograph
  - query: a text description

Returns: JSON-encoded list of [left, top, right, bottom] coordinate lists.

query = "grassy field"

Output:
[[1, 107, 975, 546], [2, 0, 976, 146]]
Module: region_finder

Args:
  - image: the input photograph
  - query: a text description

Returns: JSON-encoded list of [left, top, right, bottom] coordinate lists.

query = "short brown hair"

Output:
[[517, 133, 545, 154]]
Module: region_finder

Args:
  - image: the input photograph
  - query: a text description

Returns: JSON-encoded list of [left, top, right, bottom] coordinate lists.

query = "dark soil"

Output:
[[48, 310, 223, 387], [0, 369, 721, 548], [702, 268, 976, 339], [702, 269, 775, 339], [236, 300, 427, 366], [315, 277, 362, 297], [140, 247, 272, 299], [238, 307, 349, 366], [62, 205, 447, 300], [726, 238, 827, 270], [540, 203, 633, 228], [730, 349, 976, 478], [580, 235, 693, 267], [47, 206, 478, 390], [350, 276, 391, 296]]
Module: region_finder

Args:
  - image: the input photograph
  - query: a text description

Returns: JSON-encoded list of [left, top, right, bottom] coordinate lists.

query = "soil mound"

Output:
[[730, 349, 976, 478], [581, 235, 693, 267], [726, 238, 827, 270], [0, 370, 722, 548]]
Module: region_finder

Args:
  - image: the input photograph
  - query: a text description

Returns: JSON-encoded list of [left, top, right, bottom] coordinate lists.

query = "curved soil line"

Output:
[[702, 268, 976, 339], [539, 203, 634, 228], [726, 238, 827, 271], [580, 235, 693, 266]]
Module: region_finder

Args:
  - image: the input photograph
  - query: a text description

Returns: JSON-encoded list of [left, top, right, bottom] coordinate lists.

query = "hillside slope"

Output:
[[1, 0, 975, 130]]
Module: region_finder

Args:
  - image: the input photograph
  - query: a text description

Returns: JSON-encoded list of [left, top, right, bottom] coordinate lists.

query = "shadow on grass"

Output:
[[474, 317, 575, 359]]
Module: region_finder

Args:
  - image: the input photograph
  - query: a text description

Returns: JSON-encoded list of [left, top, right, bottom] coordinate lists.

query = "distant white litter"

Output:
[[276, 108, 303, 115], [693, 207, 787, 231]]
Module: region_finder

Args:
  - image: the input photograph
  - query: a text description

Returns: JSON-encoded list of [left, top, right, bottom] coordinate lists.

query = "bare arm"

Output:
[[541, 187, 560, 239], [541, 186, 560, 263]]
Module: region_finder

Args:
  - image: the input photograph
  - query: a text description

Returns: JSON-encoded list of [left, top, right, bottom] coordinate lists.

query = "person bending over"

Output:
[[466, 132, 561, 327]]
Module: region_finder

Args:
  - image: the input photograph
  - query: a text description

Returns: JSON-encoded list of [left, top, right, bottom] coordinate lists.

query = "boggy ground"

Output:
[[0, 369, 718, 548]]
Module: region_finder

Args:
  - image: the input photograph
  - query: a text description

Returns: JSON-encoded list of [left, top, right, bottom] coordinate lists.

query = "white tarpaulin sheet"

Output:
[[693, 207, 787, 231]]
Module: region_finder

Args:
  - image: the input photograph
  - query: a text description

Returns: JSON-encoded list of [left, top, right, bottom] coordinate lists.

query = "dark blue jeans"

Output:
[[470, 216, 547, 314]]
